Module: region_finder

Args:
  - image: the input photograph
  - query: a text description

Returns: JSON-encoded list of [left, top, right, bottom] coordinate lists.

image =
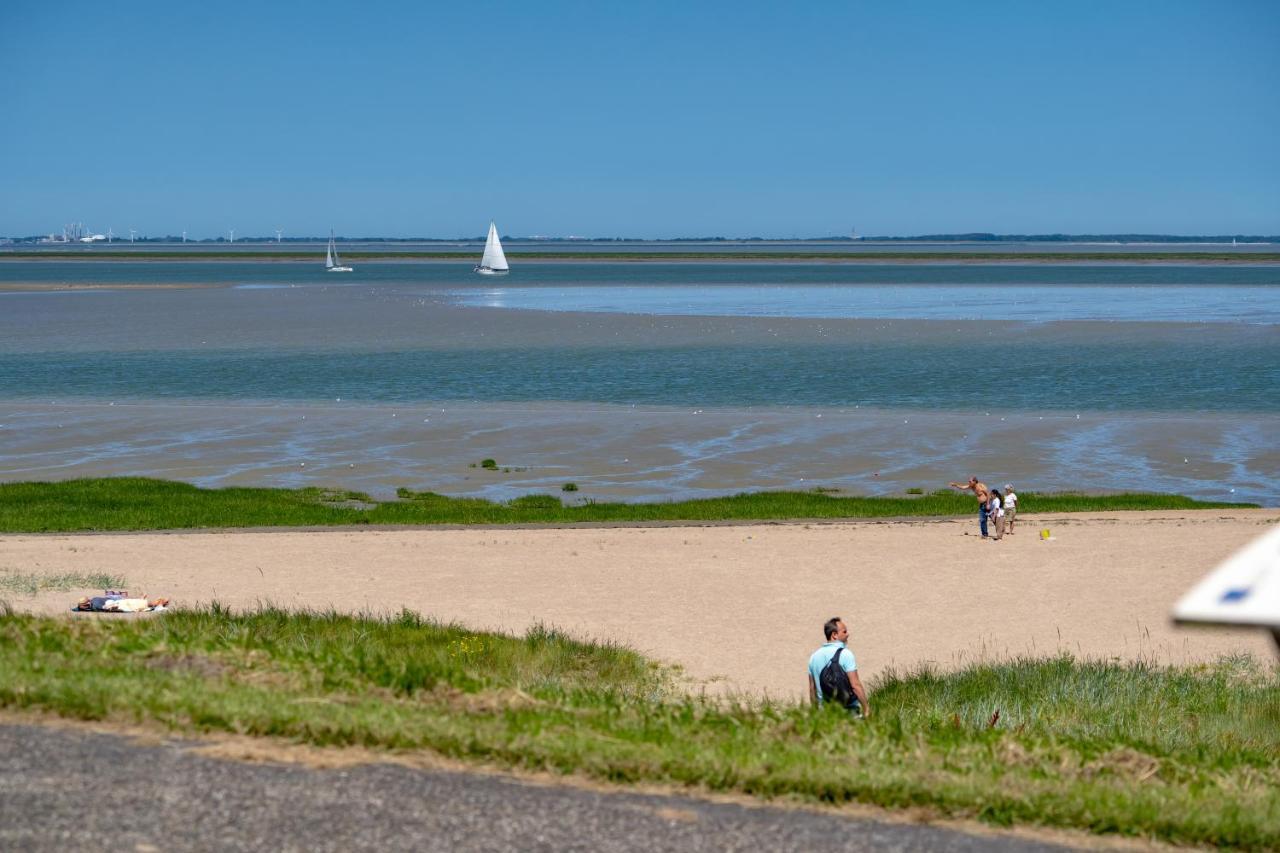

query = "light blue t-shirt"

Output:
[[807, 641, 856, 705]]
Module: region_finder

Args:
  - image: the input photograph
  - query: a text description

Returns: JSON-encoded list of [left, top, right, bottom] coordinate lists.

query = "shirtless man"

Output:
[[949, 475, 991, 537]]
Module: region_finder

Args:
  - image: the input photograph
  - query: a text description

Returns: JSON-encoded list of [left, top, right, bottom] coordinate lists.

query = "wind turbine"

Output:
[[107, 227, 113, 244], [275, 228, 283, 244], [229, 228, 235, 244], [181, 230, 187, 243], [129, 228, 136, 244]]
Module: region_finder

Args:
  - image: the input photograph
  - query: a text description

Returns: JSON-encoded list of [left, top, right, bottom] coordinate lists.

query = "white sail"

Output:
[[325, 230, 352, 271], [479, 221, 509, 271]]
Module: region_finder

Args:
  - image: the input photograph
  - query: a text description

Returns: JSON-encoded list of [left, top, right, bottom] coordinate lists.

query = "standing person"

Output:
[[989, 489, 1004, 541], [948, 476, 991, 537], [1003, 484, 1018, 535], [808, 616, 870, 717]]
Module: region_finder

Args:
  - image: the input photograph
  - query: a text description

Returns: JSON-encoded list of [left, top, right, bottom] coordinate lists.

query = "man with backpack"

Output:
[[807, 616, 870, 717]]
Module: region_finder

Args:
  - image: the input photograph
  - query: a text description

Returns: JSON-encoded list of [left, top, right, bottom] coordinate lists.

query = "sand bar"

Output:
[[6, 510, 1276, 700]]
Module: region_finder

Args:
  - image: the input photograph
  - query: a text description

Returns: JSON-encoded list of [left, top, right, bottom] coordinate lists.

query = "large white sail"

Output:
[[325, 236, 335, 269], [480, 221, 509, 271]]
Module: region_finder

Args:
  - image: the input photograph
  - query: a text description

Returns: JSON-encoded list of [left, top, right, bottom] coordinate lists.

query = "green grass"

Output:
[[0, 607, 1275, 848], [0, 570, 125, 596], [5, 250, 1279, 263], [0, 478, 1255, 533]]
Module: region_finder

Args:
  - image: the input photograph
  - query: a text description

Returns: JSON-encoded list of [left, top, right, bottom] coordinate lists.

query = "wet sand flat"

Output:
[[7, 510, 1276, 699], [2, 400, 1275, 505]]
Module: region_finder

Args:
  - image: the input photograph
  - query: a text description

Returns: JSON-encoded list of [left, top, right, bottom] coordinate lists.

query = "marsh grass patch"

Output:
[[508, 494, 562, 510], [0, 477, 1258, 533]]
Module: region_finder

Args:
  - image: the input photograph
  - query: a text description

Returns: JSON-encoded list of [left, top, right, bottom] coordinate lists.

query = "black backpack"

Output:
[[818, 646, 858, 709]]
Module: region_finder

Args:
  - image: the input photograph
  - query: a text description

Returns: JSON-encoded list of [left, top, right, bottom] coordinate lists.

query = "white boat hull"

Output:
[[474, 266, 507, 275], [327, 266, 353, 272]]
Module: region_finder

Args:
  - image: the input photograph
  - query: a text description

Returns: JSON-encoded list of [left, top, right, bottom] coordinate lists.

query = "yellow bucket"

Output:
[[1040, 529, 1051, 540]]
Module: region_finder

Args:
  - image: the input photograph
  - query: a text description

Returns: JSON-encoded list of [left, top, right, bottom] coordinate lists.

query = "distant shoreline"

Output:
[[3, 250, 1279, 264], [0, 282, 211, 292]]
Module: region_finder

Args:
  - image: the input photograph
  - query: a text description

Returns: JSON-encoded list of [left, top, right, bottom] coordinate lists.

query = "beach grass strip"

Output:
[[0, 478, 1256, 533]]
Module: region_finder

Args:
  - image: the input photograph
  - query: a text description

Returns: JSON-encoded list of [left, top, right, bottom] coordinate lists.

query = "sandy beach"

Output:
[[5, 509, 1275, 700]]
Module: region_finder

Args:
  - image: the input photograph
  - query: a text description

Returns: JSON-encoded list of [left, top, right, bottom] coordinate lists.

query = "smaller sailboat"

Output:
[[474, 221, 509, 275], [326, 230, 353, 272]]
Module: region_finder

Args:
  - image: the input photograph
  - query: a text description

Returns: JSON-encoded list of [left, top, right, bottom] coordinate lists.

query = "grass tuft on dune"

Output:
[[0, 607, 1275, 848]]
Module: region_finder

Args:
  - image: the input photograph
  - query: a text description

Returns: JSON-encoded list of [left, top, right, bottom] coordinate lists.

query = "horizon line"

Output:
[[5, 232, 1278, 244]]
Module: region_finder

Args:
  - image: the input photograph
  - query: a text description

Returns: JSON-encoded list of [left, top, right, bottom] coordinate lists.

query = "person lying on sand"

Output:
[[75, 596, 170, 612]]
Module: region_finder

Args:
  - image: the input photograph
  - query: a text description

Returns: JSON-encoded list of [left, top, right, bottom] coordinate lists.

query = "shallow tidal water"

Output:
[[1, 260, 1277, 503]]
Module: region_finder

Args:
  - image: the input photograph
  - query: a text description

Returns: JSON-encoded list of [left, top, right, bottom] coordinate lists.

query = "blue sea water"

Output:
[[3, 259, 1279, 287], [0, 342, 1275, 413], [2, 259, 1277, 502], [0, 261, 1276, 413]]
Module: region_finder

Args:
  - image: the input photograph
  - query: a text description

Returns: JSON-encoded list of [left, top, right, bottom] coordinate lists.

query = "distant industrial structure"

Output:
[[40, 222, 108, 243]]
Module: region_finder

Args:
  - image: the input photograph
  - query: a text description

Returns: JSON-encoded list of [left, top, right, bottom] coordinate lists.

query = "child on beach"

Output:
[[988, 490, 1004, 541], [1003, 484, 1018, 534]]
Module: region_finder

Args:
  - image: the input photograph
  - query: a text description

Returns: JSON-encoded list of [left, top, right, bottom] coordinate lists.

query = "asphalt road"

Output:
[[0, 723, 1075, 852]]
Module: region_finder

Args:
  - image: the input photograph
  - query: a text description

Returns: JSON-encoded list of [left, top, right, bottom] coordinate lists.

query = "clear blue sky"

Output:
[[3, 1, 1277, 238]]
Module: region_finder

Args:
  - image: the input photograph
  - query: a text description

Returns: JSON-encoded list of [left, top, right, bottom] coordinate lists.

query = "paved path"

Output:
[[0, 723, 1074, 852]]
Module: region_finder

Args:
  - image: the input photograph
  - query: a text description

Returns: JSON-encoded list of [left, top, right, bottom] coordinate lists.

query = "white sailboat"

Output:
[[474, 221, 509, 275], [326, 230, 353, 272]]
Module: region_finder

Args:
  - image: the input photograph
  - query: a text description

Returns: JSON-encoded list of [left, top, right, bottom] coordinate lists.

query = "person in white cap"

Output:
[[1003, 484, 1018, 535]]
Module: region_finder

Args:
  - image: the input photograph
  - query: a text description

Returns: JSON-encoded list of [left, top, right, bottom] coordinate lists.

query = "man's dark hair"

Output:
[[823, 616, 843, 640]]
